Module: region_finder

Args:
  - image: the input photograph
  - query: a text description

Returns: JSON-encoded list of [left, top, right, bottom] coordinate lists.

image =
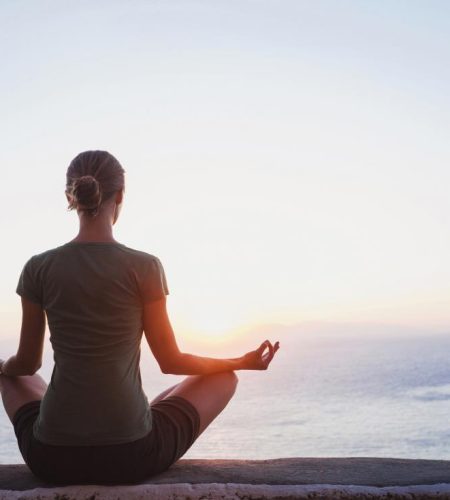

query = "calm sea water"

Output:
[[1, 326, 450, 463]]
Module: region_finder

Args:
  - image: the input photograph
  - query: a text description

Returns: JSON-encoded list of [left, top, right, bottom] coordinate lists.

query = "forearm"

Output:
[[0, 355, 40, 377], [163, 352, 244, 375]]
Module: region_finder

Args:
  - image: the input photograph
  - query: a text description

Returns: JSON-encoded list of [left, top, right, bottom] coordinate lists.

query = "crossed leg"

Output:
[[1, 370, 238, 437], [0, 374, 47, 423], [150, 371, 238, 435]]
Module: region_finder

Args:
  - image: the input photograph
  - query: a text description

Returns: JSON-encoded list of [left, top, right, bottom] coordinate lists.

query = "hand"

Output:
[[241, 340, 280, 370]]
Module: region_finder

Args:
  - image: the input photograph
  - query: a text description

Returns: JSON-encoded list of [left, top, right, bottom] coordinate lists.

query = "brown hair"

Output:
[[66, 150, 125, 217]]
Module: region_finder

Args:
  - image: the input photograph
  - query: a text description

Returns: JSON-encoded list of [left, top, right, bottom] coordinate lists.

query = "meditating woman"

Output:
[[0, 150, 279, 484]]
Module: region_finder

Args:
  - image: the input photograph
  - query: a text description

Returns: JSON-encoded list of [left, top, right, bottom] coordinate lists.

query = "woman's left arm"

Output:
[[0, 297, 45, 377]]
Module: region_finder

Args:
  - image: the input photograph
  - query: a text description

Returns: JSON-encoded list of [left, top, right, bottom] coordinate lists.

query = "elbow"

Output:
[[14, 358, 42, 376], [2, 355, 41, 377], [159, 363, 179, 375], [25, 362, 41, 376], [160, 364, 172, 375], [25, 368, 40, 376], [159, 353, 184, 375]]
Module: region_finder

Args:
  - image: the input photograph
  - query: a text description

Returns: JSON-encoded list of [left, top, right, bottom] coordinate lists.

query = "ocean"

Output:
[[1, 325, 450, 464]]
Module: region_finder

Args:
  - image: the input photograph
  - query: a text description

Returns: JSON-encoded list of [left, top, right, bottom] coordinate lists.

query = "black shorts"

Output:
[[13, 396, 201, 485]]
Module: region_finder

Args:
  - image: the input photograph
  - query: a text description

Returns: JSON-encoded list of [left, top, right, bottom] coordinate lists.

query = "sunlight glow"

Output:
[[2, 1, 450, 339]]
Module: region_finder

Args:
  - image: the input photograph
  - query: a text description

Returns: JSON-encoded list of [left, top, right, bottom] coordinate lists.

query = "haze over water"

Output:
[[2, 325, 450, 464]]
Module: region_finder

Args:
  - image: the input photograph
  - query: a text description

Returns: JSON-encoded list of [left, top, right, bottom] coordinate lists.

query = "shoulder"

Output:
[[116, 244, 164, 267], [118, 246, 168, 293], [117, 246, 169, 296], [21, 246, 64, 271]]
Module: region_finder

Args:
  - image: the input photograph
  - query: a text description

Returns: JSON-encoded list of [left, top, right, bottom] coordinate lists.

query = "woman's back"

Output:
[[1, 150, 278, 484], [17, 241, 169, 446]]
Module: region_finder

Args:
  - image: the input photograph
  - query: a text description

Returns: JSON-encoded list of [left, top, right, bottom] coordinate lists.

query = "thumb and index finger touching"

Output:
[[257, 339, 281, 366]]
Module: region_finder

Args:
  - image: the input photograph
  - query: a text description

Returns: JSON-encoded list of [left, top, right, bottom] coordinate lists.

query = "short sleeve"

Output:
[[16, 256, 43, 305], [140, 257, 169, 303]]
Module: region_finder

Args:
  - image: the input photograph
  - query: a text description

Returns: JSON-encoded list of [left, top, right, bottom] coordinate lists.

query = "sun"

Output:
[[184, 316, 239, 341], [169, 307, 249, 346]]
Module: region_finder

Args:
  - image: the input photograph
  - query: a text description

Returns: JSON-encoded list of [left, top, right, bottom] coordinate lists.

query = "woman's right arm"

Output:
[[143, 297, 279, 375]]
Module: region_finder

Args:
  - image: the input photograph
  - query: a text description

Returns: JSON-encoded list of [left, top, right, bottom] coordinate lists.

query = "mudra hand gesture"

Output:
[[242, 340, 280, 370]]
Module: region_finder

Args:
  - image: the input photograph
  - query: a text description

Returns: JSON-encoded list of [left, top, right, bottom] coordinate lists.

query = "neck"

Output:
[[71, 211, 117, 243]]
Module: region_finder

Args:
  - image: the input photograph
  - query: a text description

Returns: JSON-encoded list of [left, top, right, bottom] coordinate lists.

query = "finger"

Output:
[[262, 352, 274, 368], [262, 344, 275, 366], [256, 340, 271, 356], [266, 341, 274, 358], [262, 341, 280, 367]]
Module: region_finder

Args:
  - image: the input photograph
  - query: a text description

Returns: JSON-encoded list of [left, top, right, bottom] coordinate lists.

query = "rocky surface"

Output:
[[2, 483, 450, 499], [1, 458, 450, 499]]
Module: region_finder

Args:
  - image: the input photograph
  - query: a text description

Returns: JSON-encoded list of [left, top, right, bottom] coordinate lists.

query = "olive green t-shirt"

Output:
[[16, 241, 169, 446]]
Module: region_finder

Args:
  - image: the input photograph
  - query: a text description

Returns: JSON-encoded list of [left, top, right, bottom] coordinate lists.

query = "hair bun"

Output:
[[66, 150, 125, 217], [69, 175, 102, 214]]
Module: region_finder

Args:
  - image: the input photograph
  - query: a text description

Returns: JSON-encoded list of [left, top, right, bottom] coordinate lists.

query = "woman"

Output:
[[0, 150, 279, 485]]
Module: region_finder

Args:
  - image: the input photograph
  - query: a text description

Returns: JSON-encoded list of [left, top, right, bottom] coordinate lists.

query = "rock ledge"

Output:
[[1, 458, 450, 499]]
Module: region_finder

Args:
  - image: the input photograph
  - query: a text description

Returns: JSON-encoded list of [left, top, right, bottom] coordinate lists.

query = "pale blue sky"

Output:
[[1, 1, 450, 339]]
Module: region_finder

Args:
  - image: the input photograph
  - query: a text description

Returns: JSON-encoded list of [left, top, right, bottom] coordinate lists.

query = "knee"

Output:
[[218, 369, 238, 383], [199, 370, 238, 394], [220, 370, 239, 396], [228, 370, 239, 388]]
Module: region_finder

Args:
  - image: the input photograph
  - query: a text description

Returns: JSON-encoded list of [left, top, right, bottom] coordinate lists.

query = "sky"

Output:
[[1, 0, 450, 341]]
